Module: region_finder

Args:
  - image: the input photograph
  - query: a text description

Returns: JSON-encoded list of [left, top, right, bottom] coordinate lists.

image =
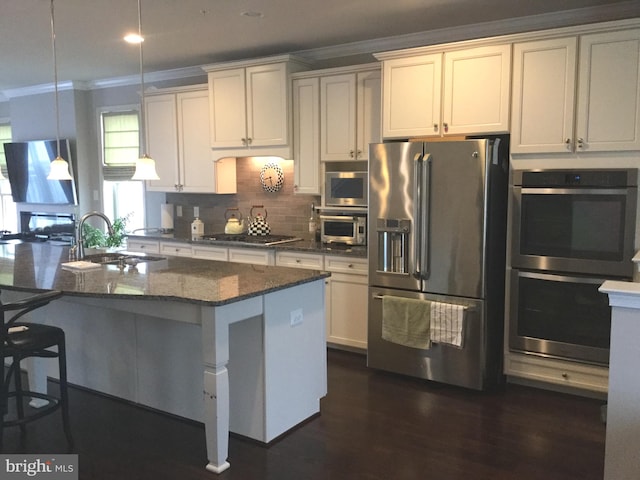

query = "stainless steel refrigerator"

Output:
[[367, 138, 509, 390]]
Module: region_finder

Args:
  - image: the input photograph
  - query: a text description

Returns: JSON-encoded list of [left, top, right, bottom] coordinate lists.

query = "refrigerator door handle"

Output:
[[413, 154, 423, 279], [414, 153, 431, 280]]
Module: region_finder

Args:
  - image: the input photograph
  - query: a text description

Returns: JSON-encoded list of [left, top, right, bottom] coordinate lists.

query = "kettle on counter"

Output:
[[247, 205, 270, 236], [224, 208, 245, 234]]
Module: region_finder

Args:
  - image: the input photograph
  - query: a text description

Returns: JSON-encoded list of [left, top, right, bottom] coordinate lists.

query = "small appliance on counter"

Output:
[[320, 214, 366, 245], [191, 206, 204, 240], [224, 208, 244, 234]]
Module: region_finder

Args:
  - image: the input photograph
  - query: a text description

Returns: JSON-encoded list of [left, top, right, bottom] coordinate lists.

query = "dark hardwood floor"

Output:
[[2, 349, 606, 479]]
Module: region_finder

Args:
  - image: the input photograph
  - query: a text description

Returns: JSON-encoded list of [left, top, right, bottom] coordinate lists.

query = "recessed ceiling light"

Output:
[[241, 10, 264, 19], [124, 33, 144, 44]]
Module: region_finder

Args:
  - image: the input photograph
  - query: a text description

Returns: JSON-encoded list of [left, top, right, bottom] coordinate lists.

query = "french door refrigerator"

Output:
[[367, 138, 509, 390]]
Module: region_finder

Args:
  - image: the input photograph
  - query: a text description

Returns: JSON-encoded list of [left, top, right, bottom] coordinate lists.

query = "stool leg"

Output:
[[12, 357, 27, 437], [57, 340, 73, 450]]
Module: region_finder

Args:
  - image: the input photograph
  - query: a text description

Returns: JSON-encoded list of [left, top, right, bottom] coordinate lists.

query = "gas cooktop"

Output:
[[197, 234, 302, 246]]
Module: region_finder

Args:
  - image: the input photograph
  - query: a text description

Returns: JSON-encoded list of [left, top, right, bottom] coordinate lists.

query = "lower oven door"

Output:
[[509, 270, 612, 365]]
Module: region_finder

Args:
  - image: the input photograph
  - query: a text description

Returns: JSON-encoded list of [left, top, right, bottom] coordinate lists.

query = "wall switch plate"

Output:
[[176, 206, 183, 217], [290, 308, 303, 326], [194, 206, 200, 217]]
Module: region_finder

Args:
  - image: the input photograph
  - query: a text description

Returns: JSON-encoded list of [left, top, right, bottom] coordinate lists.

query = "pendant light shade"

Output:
[[132, 0, 159, 181], [47, 0, 73, 181]]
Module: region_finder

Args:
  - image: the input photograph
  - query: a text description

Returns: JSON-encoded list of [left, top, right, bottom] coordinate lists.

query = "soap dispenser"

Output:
[[191, 206, 204, 240]]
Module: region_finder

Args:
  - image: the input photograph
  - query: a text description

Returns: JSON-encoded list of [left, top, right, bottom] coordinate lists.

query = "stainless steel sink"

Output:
[[83, 252, 166, 265]]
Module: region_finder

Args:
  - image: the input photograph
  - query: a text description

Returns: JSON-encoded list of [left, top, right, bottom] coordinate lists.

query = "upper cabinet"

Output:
[[144, 86, 236, 194], [378, 44, 511, 139], [292, 76, 321, 195], [511, 28, 640, 154], [203, 55, 311, 159], [320, 69, 381, 161]]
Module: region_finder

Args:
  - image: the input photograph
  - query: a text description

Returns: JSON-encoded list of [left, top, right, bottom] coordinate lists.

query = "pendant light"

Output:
[[131, 0, 159, 180], [47, 0, 73, 181]]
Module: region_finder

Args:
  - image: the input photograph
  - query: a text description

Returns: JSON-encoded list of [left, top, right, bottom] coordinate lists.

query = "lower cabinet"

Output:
[[191, 245, 229, 261], [504, 351, 609, 396], [126, 239, 160, 254], [324, 256, 368, 351], [229, 247, 275, 266], [159, 241, 193, 257]]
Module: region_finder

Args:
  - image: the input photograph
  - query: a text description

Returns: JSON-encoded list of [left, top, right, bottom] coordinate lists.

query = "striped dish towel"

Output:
[[429, 302, 466, 348]]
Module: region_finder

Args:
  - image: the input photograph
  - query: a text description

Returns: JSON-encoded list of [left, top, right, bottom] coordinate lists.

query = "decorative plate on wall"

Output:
[[260, 162, 284, 192]]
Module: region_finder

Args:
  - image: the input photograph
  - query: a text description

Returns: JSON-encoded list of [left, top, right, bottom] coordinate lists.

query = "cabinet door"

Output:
[[177, 90, 218, 193], [145, 94, 179, 192], [209, 68, 247, 148], [326, 272, 368, 350], [576, 28, 640, 152], [292, 77, 321, 195], [442, 44, 511, 135], [320, 74, 357, 160], [356, 70, 382, 162], [382, 54, 442, 139], [511, 37, 577, 154], [246, 63, 289, 147]]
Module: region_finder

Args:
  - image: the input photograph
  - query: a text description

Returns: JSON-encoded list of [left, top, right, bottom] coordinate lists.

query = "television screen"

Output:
[[3, 139, 78, 205]]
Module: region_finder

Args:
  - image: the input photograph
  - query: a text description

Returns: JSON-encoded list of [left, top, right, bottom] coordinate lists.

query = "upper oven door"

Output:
[[511, 185, 637, 278]]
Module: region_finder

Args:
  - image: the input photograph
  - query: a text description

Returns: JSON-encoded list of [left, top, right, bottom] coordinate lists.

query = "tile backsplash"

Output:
[[166, 157, 320, 238]]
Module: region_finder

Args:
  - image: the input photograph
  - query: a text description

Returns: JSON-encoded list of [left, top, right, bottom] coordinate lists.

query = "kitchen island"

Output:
[[0, 242, 330, 474]]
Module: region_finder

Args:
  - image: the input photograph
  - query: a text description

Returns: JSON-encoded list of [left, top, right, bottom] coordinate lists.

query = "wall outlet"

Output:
[[290, 308, 303, 326], [176, 205, 183, 217], [194, 206, 200, 217]]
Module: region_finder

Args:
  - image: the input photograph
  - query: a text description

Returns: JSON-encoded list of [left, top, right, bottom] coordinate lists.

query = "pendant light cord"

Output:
[[50, 0, 61, 159], [137, 0, 147, 158]]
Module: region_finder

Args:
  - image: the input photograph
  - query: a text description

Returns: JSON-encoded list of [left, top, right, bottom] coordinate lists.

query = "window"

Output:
[[100, 108, 145, 232], [0, 121, 17, 232]]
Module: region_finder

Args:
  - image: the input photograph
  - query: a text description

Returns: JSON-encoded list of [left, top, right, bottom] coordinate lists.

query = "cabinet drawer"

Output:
[[126, 239, 160, 254], [160, 242, 193, 257], [192, 245, 228, 261], [324, 255, 367, 275], [505, 352, 608, 393], [276, 251, 324, 270], [228, 247, 275, 266]]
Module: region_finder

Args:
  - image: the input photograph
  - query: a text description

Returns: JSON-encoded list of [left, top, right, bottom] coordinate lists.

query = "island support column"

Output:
[[599, 281, 640, 480], [200, 297, 263, 474]]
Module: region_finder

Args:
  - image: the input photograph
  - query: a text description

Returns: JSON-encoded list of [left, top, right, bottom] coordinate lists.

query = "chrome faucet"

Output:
[[76, 211, 114, 259]]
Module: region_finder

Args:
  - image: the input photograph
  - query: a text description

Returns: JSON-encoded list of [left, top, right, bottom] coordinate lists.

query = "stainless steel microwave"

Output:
[[320, 214, 366, 245], [324, 171, 368, 208]]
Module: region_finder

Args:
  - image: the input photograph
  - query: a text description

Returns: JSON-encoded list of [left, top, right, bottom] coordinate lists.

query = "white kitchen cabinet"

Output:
[[126, 238, 160, 254], [324, 256, 368, 350], [292, 77, 321, 195], [160, 241, 193, 257], [320, 68, 381, 161], [275, 251, 324, 270], [204, 55, 310, 159], [511, 28, 640, 154], [382, 54, 442, 139], [144, 86, 237, 193], [228, 247, 275, 266], [379, 44, 511, 138], [192, 244, 229, 262], [575, 29, 640, 152]]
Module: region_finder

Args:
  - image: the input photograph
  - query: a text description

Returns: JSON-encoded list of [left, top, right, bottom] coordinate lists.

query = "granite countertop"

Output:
[[0, 243, 330, 306], [128, 232, 368, 258]]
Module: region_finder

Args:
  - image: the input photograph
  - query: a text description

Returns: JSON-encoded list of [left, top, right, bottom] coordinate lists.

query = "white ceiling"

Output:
[[1, 0, 638, 95]]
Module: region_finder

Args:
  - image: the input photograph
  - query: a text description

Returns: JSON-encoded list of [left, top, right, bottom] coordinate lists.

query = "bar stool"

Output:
[[0, 289, 73, 451]]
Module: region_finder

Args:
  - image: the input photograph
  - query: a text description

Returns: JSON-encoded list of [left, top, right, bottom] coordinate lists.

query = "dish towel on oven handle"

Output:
[[429, 301, 466, 348]]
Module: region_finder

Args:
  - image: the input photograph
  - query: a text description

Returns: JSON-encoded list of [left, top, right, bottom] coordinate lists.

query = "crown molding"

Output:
[[293, 1, 640, 61], [1, 1, 638, 102]]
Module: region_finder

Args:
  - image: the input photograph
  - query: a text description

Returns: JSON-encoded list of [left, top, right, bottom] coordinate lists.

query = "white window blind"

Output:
[[101, 110, 139, 181]]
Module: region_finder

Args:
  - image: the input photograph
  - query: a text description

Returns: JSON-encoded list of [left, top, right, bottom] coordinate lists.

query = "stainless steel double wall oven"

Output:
[[510, 169, 637, 365]]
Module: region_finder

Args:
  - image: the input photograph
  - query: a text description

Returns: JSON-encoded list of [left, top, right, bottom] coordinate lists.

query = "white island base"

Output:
[[21, 279, 327, 474]]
